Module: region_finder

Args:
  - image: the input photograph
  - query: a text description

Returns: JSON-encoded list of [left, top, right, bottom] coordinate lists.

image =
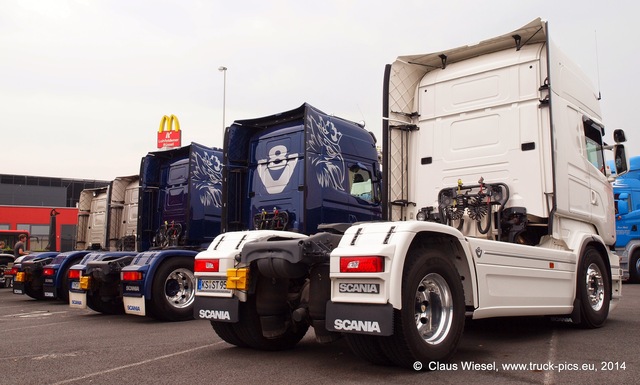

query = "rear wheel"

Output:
[[380, 249, 465, 370], [24, 281, 46, 300], [233, 294, 309, 351], [577, 247, 610, 328], [211, 321, 248, 347], [58, 260, 82, 303], [148, 257, 196, 322], [86, 291, 124, 314], [344, 333, 392, 366]]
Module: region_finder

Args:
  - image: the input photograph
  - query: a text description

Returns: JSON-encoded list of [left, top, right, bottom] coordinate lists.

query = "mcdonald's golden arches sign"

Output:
[[157, 114, 182, 149]]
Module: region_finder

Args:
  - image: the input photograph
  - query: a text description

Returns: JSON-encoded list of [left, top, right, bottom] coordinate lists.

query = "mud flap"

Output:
[[325, 302, 394, 336], [69, 291, 87, 309], [193, 296, 239, 322], [123, 295, 146, 316], [13, 281, 24, 294]]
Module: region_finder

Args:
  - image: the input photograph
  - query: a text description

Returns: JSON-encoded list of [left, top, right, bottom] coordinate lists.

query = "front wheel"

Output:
[[148, 257, 196, 322], [380, 249, 465, 369], [577, 247, 610, 328]]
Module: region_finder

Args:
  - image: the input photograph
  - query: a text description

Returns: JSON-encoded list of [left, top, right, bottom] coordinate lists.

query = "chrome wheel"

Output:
[[414, 273, 454, 345], [164, 268, 195, 309], [585, 262, 605, 311]]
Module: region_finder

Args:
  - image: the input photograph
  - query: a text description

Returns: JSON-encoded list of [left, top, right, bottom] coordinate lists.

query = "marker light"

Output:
[[43, 268, 55, 277], [340, 256, 384, 273], [121, 271, 143, 281], [194, 259, 220, 273], [68, 269, 81, 279]]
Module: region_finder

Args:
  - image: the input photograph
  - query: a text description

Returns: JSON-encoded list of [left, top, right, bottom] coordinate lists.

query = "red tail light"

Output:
[[194, 259, 219, 273], [68, 269, 81, 279], [121, 271, 143, 281], [43, 268, 55, 276], [340, 256, 384, 273]]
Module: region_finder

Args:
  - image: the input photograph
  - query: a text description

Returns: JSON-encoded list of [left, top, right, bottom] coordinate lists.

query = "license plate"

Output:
[[198, 279, 228, 292], [71, 281, 81, 290]]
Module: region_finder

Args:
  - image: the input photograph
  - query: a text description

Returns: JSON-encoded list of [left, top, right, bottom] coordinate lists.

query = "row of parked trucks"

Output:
[[7, 18, 634, 369]]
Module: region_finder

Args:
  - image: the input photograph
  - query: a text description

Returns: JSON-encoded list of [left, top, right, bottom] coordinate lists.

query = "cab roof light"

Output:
[[194, 259, 220, 273], [339, 256, 384, 273]]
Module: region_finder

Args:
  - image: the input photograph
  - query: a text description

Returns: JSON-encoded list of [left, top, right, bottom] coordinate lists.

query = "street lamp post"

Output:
[[218, 66, 227, 130]]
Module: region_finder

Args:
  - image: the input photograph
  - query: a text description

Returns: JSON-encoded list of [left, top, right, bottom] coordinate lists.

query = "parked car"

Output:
[[1, 253, 16, 288]]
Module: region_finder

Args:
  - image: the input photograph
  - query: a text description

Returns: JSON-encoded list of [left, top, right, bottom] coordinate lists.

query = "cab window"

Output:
[[583, 118, 605, 175], [349, 168, 373, 202]]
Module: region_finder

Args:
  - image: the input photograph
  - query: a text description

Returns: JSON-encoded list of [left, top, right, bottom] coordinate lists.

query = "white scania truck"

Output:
[[195, 18, 628, 369]]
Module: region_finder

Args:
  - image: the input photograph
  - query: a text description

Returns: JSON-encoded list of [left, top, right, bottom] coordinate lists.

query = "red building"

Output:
[[0, 174, 109, 252], [0, 206, 78, 252]]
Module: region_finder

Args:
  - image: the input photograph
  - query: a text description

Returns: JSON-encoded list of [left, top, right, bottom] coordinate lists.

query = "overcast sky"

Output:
[[1, 0, 638, 181]]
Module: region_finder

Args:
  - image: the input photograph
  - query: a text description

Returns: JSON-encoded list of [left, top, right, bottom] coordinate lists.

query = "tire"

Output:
[[58, 259, 82, 303], [210, 321, 248, 347], [86, 291, 125, 314], [24, 281, 46, 300], [380, 249, 465, 370], [147, 257, 196, 322], [344, 333, 393, 366], [628, 253, 640, 283], [577, 247, 610, 328], [232, 294, 309, 351]]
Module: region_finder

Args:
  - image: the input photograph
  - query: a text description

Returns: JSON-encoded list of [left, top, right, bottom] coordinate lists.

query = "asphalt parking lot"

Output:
[[1, 284, 638, 385]]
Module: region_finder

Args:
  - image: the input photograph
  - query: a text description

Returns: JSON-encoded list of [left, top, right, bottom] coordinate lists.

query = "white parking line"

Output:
[[544, 329, 558, 385], [49, 341, 224, 385], [1, 310, 68, 318]]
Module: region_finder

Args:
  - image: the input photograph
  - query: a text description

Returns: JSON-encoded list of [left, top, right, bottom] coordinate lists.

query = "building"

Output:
[[0, 174, 110, 252]]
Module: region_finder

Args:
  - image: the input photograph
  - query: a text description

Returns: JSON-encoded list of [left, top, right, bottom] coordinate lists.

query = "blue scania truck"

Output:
[[69, 142, 224, 321], [612, 156, 640, 282], [192, 103, 382, 347]]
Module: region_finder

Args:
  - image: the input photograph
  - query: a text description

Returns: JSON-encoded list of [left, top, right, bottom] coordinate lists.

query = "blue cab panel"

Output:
[[223, 103, 382, 233]]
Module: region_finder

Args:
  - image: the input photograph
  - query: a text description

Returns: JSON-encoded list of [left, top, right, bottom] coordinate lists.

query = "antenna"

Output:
[[595, 29, 602, 100]]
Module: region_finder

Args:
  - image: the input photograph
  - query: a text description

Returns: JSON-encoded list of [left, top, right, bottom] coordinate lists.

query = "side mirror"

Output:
[[614, 144, 629, 176], [613, 129, 627, 143]]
